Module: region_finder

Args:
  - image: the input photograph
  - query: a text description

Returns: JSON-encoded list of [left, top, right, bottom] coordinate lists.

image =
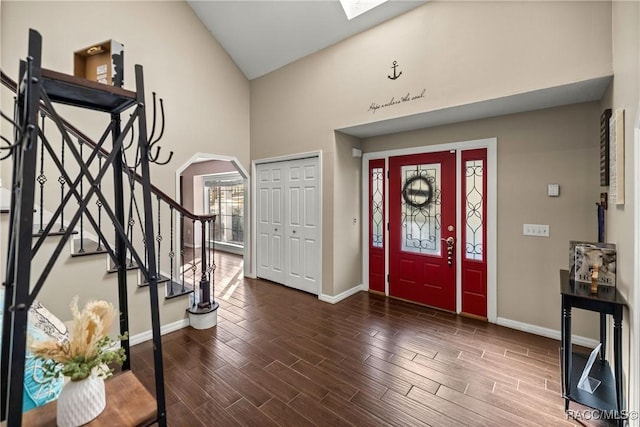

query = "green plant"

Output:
[[30, 297, 127, 381]]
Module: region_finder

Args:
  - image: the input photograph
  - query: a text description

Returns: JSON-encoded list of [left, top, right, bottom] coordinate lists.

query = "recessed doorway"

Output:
[[176, 153, 250, 279]]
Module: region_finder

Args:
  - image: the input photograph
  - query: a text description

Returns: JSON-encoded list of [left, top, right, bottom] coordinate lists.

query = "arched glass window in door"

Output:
[[203, 172, 244, 249]]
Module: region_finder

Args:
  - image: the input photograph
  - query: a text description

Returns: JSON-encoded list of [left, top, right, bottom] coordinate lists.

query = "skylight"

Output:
[[339, 0, 389, 20]]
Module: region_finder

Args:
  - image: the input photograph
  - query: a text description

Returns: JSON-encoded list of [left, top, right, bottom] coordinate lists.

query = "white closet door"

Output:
[[285, 157, 319, 294], [256, 157, 320, 295], [256, 163, 285, 284]]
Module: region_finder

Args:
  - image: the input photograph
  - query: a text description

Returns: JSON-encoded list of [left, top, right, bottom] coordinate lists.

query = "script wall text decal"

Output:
[[368, 89, 426, 114]]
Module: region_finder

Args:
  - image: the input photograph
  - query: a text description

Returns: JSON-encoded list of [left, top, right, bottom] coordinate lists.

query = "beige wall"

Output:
[[1, 1, 250, 188], [363, 102, 601, 338], [251, 1, 612, 297], [600, 0, 640, 417], [333, 132, 363, 296], [0, 1, 250, 334]]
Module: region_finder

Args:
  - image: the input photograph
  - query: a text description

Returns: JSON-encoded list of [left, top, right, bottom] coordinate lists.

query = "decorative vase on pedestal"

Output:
[[56, 374, 106, 427]]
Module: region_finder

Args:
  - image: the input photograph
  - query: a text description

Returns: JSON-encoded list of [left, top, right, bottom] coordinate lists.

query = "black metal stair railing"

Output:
[[0, 30, 220, 425], [1, 69, 217, 305]]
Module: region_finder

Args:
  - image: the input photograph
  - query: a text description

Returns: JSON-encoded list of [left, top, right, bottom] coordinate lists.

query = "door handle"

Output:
[[441, 237, 454, 266], [275, 228, 278, 232], [293, 230, 297, 234]]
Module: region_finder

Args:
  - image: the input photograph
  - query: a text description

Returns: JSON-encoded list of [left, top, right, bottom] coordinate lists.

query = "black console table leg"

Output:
[[613, 307, 623, 426], [599, 312, 607, 362], [562, 298, 572, 412]]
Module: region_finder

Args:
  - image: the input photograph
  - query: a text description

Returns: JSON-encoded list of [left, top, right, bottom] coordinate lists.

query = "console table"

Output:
[[9, 371, 156, 427], [560, 269, 627, 426]]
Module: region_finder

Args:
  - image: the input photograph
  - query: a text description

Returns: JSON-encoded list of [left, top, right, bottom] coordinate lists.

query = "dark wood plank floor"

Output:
[[131, 252, 611, 426]]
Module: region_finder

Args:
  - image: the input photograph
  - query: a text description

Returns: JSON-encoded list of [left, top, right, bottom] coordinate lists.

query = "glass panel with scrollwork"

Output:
[[371, 167, 384, 248], [400, 164, 441, 256], [465, 160, 483, 261]]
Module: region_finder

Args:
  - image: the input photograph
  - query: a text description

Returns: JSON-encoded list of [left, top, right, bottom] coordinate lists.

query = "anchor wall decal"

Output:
[[387, 60, 402, 80]]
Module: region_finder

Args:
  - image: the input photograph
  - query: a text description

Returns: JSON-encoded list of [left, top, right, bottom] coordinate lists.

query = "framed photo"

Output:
[[609, 109, 625, 205], [569, 241, 616, 287]]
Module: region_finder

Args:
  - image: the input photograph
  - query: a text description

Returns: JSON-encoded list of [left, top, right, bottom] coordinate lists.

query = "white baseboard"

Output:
[[496, 317, 599, 348], [129, 318, 190, 346], [319, 284, 363, 304]]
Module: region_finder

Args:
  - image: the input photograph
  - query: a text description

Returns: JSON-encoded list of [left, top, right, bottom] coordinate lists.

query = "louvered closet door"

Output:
[[256, 157, 320, 295]]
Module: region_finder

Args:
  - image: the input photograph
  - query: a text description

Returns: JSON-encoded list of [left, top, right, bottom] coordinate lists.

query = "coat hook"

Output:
[[147, 92, 157, 144]]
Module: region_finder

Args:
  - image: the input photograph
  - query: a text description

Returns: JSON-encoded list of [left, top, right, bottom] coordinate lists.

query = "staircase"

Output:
[[0, 29, 218, 426]]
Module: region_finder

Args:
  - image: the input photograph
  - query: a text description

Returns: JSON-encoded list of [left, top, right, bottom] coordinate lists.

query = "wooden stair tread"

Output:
[[18, 371, 156, 426], [107, 259, 140, 273], [70, 238, 109, 257], [32, 227, 79, 237], [165, 279, 194, 299]]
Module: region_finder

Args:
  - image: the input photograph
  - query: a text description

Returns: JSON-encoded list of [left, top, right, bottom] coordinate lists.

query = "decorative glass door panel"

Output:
[[389, 151, 456, 311], [461, 149, 488, 318], [368, 159, 385, 293], [400, 164, 441, 256]]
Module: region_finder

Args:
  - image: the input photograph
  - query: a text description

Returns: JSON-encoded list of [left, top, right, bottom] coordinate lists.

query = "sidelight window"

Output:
[[464, 160, 483, 261]]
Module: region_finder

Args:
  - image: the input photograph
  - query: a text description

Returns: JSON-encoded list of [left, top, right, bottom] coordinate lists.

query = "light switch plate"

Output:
[[523, 224, 549, 237], [548, 184, 560, 197]]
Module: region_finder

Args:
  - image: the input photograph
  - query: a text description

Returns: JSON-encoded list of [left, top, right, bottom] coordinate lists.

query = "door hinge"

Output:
[[387, 223, 389, 231], [387, 170, 390, 179], [387, 274, 389, 282]]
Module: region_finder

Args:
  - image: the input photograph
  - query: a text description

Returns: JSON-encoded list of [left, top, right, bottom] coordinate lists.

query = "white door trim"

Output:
[[251, 151, 323, 297], [361, 138, 497, 322], [175, 153, 250, 278], [632, 106, 640, 419]]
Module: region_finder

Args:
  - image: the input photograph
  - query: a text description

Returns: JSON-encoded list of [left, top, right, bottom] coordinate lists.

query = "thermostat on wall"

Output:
[[548, 184, 560, 197]]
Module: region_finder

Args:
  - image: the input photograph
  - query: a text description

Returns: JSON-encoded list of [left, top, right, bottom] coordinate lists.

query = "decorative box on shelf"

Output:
[[74, 39, 124, 87]]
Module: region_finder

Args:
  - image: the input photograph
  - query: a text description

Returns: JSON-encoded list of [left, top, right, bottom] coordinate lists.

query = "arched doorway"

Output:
[[175, 153, 250, 279]]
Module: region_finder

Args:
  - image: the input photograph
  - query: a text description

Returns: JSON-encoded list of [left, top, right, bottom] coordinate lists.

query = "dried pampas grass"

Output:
[[29, 297, 126, 381]]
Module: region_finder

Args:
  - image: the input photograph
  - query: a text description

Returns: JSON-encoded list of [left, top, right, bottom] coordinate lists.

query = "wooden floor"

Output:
[[131, 252, 610, 427]]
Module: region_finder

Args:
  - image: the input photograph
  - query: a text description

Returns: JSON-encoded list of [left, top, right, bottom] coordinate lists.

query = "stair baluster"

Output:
[[96, 154, 103, 251], [207, 218, 216, 284], [58, 132, 66, 232], [156, 195, 162, 280], [191, 219, 197, 294], [126, 190, 136, 268], [37, 112, 47, 233], [180, 213, 186, 293], [168, 206, 175, 296], [77, 137, 85, 253]]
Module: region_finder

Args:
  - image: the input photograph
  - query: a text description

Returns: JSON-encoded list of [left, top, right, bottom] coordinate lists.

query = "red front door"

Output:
[[388, 151, 456, 311]]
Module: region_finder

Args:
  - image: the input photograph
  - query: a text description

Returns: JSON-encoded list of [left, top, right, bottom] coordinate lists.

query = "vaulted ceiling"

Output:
[[187, 1, 428, 80]]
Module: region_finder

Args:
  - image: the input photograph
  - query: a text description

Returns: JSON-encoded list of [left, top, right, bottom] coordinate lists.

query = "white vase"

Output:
[[56, 374, 106, 427]]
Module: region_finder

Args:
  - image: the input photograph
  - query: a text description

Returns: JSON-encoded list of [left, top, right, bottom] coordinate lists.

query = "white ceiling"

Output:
[[187, 0, 428, 80]]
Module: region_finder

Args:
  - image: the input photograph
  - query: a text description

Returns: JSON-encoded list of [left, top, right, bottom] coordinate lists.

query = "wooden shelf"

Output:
[[41, 68, 136, 113], [18, 371, 156, 426]]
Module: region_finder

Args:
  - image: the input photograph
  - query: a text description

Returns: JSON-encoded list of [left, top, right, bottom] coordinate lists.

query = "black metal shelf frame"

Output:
[[0, 29, 167, 426]]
